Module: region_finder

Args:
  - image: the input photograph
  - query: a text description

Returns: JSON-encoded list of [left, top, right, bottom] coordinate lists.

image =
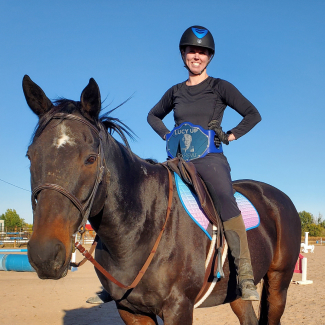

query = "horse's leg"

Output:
[[230, 299, 258, 325], [118, 309, 158, 325], [259, 270, 291, 325]]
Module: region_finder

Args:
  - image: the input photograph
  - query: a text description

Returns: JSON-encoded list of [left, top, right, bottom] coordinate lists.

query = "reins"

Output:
[[74, 165, 174, 289]]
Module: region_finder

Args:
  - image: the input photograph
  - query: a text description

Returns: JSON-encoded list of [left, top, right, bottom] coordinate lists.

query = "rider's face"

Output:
[[182, 46, 211, 74]]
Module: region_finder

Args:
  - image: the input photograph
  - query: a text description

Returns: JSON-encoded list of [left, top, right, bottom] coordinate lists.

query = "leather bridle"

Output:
[[31, 112, 175, 291], [31, 112, 107, 234]]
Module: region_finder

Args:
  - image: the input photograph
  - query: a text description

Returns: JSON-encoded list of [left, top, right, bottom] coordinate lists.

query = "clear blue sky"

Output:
[[0, 1, 324, 225]]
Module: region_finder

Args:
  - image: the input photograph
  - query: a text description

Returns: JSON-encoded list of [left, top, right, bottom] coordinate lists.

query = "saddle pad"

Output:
[[175, 174, 260, 240]]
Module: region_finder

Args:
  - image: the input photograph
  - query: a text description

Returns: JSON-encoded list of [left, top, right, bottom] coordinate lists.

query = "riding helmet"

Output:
[[179, 26, 215, 55]]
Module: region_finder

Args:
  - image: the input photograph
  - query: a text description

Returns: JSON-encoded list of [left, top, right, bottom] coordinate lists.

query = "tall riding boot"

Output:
[[223, 214, 259, 301]]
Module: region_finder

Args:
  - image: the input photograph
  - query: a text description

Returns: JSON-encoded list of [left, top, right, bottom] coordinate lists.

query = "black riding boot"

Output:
[[223, 214, 259, 301]]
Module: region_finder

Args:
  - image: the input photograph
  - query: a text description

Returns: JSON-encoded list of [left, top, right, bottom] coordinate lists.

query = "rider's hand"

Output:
[[208, 120, 230, 147], [163, 132, 171, 140]]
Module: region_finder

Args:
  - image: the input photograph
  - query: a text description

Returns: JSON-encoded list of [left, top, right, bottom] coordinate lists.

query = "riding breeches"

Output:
[[191, 153, 240, 222]]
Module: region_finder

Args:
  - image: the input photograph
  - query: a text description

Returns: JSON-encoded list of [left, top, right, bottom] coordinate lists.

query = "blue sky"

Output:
[[0, 1, 324, 225]]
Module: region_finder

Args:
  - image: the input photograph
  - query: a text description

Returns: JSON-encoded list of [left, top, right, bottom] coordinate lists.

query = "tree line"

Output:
[[299, 211, 325, 237], [0, 209, 32, 231]]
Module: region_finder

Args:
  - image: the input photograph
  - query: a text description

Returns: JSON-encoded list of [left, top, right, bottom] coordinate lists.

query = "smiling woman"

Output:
[[179, 26, 215, 79], [182, 46, 211, 80], [147, 25, 262, 302]]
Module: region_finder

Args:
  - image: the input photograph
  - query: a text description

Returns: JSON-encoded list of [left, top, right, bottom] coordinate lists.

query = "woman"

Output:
[[147, 26, 261, 301]]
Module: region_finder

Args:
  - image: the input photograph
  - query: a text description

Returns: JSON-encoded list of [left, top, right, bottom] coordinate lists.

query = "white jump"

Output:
[[301, 232, 314, 253], [292, 253, 313, 285]]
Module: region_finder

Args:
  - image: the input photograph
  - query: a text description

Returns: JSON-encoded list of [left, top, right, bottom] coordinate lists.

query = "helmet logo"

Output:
[[197, 39, 202, 44], [192, 27, 208, 39]]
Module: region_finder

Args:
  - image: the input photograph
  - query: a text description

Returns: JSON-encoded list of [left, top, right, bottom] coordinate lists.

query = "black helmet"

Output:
[[179, 26, 215, 55]]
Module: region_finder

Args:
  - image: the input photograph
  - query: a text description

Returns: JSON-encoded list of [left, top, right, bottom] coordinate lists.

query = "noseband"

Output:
[[31, 113, 107, 234]]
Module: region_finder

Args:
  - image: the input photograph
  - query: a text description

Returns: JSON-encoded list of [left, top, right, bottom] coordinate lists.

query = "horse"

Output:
[[24, 75, 301, 325]]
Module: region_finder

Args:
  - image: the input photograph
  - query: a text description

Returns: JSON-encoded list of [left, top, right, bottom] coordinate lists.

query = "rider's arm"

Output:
[[147, 87, 174, 140], [218, 80, 261, 140]]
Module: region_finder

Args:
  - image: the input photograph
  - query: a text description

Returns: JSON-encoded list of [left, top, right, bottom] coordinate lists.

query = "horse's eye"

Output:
[[86, 156, 97, 165]]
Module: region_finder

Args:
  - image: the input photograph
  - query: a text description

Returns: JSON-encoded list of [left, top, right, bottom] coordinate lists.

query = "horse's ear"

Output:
[[80, 78, 101, 119], [22, 75, 53, 117]]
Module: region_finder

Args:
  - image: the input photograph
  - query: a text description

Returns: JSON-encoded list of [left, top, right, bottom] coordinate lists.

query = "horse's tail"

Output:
[[258, 279, 268, 324]]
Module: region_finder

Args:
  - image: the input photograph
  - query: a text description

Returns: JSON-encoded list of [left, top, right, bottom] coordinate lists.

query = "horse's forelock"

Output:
[[30, 98, 136, 153], [30, 99, 87, 143]]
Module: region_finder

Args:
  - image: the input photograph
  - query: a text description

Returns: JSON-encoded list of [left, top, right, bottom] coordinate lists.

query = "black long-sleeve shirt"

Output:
[[147, 77, 261, 140]]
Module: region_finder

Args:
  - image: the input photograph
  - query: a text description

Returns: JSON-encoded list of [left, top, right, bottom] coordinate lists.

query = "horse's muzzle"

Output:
[[27, 238, 69, 279]]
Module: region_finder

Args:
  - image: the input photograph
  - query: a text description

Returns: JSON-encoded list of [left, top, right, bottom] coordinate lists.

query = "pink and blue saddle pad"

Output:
[[175, 174, 260, 240]]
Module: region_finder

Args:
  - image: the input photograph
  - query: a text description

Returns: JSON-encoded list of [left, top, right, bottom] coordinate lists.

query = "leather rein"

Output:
[[75, 167, 173, 290], [31, 112, 174, 290]]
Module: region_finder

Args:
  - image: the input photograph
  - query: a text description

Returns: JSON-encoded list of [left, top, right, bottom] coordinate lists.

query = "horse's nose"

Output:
[[52, 240, 66, 268], [28, 238, 67, 278]]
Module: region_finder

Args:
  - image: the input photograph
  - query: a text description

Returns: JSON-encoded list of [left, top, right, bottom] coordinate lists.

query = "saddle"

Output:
[[163, 157, 224, 248]]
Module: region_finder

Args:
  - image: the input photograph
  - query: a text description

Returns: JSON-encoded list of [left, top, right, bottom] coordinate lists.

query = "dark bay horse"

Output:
[[24, 75, 301, 325]]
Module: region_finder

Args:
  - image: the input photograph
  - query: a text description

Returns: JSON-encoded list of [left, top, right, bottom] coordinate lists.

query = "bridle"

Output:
[[31, 112, 174, 291], [31, 112, 107, 234]]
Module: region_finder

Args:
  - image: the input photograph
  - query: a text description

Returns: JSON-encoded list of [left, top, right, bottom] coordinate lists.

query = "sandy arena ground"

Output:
[[0, 246, 324, 325]]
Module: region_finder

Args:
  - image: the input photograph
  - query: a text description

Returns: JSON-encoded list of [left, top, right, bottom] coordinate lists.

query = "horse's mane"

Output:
[[99, 107, 135, 150], [30, 98, 135, 150]]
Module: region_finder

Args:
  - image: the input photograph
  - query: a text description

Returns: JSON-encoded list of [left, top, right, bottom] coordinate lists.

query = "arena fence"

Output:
[[1, 229, 323, 247], [302, 236, 324, 245], [0, 228, 96, 247]]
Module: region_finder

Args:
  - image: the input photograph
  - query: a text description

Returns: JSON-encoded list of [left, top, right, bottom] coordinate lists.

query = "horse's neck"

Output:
[[97, 136, 168, 263]]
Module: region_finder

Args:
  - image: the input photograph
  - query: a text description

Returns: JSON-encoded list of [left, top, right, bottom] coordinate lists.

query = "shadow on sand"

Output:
[[63, 301, 125, 325], [63, 301, 164, 325]]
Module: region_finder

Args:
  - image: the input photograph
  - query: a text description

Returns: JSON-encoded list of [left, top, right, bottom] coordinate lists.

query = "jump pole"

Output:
[[0, 248, 28, 253], [0, 254, 35, 272]]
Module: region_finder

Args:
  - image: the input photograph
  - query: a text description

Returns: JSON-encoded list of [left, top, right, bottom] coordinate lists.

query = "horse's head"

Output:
[[24, 75, 106, 279]]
